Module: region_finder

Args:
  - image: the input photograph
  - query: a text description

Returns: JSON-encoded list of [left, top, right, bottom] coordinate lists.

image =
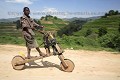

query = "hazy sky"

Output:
[[0, 0, 120, 19]]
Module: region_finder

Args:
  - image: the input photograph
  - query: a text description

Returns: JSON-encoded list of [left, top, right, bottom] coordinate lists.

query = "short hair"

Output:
[[23, 7, 30, 12]]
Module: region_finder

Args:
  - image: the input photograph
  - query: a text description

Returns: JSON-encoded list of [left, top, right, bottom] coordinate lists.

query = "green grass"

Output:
[[0, 15, 120, 52], [73, 15, 120, 37]]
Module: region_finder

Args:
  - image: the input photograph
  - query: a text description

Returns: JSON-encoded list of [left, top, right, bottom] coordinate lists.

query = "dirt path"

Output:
[[0, 44, 120, 80]]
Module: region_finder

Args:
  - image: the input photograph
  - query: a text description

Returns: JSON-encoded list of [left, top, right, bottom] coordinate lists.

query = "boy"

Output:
[[20, 7, 46, 59]]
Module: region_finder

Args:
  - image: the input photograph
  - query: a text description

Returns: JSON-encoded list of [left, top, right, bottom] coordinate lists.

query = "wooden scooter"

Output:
[[11, 31, 75, 72]]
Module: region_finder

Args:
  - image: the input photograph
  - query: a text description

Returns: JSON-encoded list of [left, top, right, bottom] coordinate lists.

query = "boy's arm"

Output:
[[33, 19, 44, 29]]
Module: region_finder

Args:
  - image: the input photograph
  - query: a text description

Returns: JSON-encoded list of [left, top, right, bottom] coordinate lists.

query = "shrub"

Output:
[[99, 33, 120, 51], [57, 20, 86, 37], [85, 28, 92, 37], [118, 24, 120, 33], [113, 34, 120, 51], [98, 33, 115, 48], [98, 27, 107, 37]]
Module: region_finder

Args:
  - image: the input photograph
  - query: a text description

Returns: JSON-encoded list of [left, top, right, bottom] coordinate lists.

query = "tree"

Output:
[[45, 15, 48, 21], [102, 13, 109, 18], [109, 10, 115, 16], [85, 28, 92, 37], [119, 23, 120, 33], [16, 20, 21, 29], [98, 27, 107, 37], [115, 10, 119, 15], [33, 19, 37, 23], [113, 34, 120, 51], [41, 16, 44, 20], [105, 13, 109, 17], [54, 16, 58, 20], [57, 20, 86, 37], [38, 20, 41, 25]]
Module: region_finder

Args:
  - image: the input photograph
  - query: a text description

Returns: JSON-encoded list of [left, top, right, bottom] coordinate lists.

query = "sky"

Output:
[[0, 0, 120, 19]]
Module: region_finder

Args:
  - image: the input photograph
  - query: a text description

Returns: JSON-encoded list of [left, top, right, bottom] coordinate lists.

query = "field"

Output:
[[0, 15, 120, 52]]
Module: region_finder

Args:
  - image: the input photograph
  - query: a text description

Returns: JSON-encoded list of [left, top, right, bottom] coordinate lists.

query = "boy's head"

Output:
[[23, 7, 30, 16]]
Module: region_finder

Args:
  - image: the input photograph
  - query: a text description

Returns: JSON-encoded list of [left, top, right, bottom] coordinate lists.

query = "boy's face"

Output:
[[24, 9, 30, 16]]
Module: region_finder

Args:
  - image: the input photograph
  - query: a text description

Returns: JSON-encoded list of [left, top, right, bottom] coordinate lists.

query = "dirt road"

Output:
[[0, 45, 120, 80]]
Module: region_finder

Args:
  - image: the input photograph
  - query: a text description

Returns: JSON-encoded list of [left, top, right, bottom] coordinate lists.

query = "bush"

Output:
[[113, 34, 120, 51], [57, 20, 86, 37], [99, 33, 120, 51], [119, 24, 120, 33], [85, 28, 92, 37], [60, 35, 99, 48], [98, 33, 115, 48], [16, 20, 21, 29], [98, 27, 107, 37]]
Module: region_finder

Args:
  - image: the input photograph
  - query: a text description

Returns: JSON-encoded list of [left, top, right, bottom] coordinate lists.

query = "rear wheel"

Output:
[[11, 55, 25, 70], [60, 59, 75, 72]]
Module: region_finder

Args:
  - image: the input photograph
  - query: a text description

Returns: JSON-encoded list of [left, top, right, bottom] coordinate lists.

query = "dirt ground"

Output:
[[0, 44, 120, 80]]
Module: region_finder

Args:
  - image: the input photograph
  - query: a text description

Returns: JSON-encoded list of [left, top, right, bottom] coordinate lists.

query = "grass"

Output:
[[0, 15, 120, 52]]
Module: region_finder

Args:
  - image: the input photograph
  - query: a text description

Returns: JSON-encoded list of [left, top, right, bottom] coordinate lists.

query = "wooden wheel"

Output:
[[60, 59, 75, 72], [11, 55, 25, 70]]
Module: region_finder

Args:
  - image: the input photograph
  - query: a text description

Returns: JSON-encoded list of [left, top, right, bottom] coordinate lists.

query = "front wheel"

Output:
[[60, 59, 75, 72], [11, 55, 25, 70]]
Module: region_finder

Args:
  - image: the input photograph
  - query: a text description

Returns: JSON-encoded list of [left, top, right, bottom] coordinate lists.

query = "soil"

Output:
[[0, 44, 120, 80]]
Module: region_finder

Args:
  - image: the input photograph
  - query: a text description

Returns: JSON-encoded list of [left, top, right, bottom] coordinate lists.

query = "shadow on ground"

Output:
[[24, 60, 62, 71]]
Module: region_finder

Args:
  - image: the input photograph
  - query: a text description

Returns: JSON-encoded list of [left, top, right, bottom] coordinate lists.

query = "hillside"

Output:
[[63, 16, 101, 22], [0, 13, 120, 51], [73, 15, 120, 36], [57, 13, 120, 51], [40, 15, 68, 31], [0, 17, 19, 22]]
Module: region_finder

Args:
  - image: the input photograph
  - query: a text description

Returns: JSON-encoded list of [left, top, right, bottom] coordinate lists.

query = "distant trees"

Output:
[[57, 20, 86, 37], [45, 16, 48, 21], [54, 16, 57, 20], [41, 15, 57, 21], [40, 16, 45, 20], [109, 10, 115, 16], [102, 10, 120, 18], [115, 10, 119, 15], [44, 15, 54, 21]]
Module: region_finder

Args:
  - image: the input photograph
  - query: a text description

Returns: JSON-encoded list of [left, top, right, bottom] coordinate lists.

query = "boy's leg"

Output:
[[27, 47, 31, 59], [36, 47, 46, 57]]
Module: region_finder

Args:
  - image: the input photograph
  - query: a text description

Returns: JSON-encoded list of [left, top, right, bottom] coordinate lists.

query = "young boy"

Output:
[[20, 7, 46, 59]]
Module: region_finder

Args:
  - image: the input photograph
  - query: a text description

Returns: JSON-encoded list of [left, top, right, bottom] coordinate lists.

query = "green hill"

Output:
[[73, 15, 120, 37], [0, 13, 120, 51], [40, 15, 68, 31], [0, 15, 68, 45]]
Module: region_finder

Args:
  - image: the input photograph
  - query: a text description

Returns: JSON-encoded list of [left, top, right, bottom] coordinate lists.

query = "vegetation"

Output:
[[102, 10, 120, 18], [98, 27, 107, 37], [57, 20, 86, 37], [57, 10, 120, 51], [0, 10, 120, 52]]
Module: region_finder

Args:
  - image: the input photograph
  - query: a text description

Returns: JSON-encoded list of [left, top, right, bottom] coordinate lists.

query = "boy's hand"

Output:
[[31, 27, 35, 30], [40, 26, 44, 28], [39, 26, 44, 31]]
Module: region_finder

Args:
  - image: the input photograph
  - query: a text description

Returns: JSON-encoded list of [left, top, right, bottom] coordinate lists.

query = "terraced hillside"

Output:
[[73, 15, 120, 36], [0, 16, 68, 45]]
